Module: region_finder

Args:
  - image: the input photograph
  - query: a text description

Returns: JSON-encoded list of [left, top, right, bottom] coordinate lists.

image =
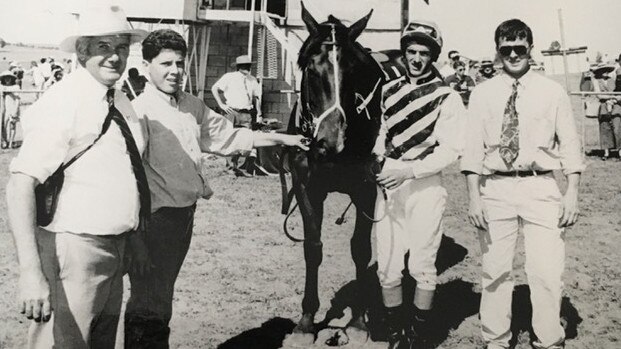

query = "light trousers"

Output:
[[375, 172, 447, 291], [29, 229, 126, 349], [479, 174, 565, 348]]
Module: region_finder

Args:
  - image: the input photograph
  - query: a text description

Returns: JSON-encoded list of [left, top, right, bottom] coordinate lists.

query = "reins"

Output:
[[279, 24, 387, 242]]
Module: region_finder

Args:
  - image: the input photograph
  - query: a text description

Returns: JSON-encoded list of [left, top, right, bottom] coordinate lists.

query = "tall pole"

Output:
[[401, 0, 409, 31], [557, 8, 570, 92], [247, 0, 257, 60]]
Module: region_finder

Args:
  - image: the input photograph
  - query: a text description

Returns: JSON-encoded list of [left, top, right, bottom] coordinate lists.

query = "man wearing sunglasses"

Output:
[[461, 19, 584, 349], [373, 19, 466, 349]]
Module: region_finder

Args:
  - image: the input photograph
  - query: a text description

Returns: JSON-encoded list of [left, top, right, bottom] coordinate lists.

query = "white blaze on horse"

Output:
[[279, 3, 386, 347]]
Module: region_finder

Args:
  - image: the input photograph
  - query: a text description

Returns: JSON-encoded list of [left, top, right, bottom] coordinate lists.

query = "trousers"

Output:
[[124, 205, 195, 349], [479, 173, 565, 348], [29, 229, 126, 349], [598, 113, 621, 149], [374, 170, 447, 291]]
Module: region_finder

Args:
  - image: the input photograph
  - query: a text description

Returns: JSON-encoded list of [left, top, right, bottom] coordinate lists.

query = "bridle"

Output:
[[280, 24, 387, 242], [296, 24, 381, 139]]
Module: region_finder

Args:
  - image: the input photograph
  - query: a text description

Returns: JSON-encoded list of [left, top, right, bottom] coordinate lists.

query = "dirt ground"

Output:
[[0, 47, 619, 348], [0, 149, 620, 349]]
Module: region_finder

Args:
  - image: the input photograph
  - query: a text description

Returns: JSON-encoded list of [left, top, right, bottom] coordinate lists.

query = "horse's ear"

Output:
[[301, 2, 319, 38], [348, 9, 373, 41]]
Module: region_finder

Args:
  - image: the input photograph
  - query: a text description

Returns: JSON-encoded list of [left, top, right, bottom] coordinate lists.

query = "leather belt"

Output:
[[494, 170, 552, 177], [232, 108, 253, 113]]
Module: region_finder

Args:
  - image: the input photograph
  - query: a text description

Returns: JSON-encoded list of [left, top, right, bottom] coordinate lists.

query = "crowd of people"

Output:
[[579, 57, 621, 160], [1, 3, 602, 349]]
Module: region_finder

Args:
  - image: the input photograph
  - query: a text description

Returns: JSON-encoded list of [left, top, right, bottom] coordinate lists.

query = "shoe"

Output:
[[405, 307, 432, 349], [385, 306, 409, 349]]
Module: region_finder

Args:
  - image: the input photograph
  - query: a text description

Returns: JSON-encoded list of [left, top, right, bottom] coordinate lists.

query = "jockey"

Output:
[[372, 19, 467, 349]]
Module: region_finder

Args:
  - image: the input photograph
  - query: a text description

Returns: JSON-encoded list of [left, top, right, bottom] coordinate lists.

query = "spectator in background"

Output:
[[439, 49, 461, 78], [122, 67, 148, 100], [43, 68, 64, 90], [29, 61, 45, 90], [469, 60, 481, 82], [9, 61, 24, 89], [211, 55, 263, 176], [580, 63, 621, 160], [39, 58, 52, 83], [476, 59, 497, 84], [445, 60, 475, 106], [0, 70, 21, 148]]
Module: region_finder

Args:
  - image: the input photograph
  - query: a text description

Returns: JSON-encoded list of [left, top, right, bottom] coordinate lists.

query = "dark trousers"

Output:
[[599, 113, 621, 149], [124, 205, 196, 349]]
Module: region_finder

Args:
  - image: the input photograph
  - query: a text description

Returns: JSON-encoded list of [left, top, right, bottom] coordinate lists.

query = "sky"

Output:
[[0, 0, 619, 62]]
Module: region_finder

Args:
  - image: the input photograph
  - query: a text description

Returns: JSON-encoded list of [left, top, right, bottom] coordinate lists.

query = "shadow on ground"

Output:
[[218, 317, 296, 349], [218, 235, 582, 348], [508, 285, 583, 348]]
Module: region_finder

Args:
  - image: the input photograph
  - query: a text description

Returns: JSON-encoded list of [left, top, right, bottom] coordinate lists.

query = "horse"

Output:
[[280, 4, 386, 346]]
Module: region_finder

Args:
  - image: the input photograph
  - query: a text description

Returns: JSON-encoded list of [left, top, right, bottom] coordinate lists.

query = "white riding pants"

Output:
[[374, 168, 447, 291]]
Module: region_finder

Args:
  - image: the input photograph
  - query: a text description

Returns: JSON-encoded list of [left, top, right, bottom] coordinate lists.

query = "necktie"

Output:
[[106, 89, 151, 232], [499, 80, 520, 168]]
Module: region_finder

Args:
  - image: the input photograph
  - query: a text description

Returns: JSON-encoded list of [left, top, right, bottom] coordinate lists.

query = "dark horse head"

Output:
[[295, 4, 384, 160]]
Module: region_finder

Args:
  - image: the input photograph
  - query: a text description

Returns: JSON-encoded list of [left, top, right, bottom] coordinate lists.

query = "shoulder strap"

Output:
[[60, 112, 114, 171]]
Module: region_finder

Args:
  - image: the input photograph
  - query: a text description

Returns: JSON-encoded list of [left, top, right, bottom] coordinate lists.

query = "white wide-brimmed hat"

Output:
[[59, 5, 148, 53], [0, 70, 17, 79], [590, 63, 616, 75]]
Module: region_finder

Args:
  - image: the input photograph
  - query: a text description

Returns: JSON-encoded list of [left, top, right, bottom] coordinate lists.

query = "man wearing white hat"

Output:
[[6, 5, 149, 348], [211, 55, 262, 175]]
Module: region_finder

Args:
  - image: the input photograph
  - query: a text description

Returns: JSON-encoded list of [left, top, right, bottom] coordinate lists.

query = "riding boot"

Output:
[[406, 306, 432, 349], [385, 306, 409, 349]]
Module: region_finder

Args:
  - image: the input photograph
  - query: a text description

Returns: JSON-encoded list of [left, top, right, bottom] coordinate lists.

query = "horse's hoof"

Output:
[[322, 328, 349, 346], [344, 326, 369, 347], [282, 332, 315, 348]]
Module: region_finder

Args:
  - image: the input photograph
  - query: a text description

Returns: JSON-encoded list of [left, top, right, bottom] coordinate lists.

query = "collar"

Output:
[[74, 67, 113, 101], [500, 68, 535, 89], [404, 69, 436, 86], [145, 83, 184, 108]]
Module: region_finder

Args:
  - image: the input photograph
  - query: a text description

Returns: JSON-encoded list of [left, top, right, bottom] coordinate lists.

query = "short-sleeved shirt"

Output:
[[10, 68, 145, 235], [212, 71, 260, 110]]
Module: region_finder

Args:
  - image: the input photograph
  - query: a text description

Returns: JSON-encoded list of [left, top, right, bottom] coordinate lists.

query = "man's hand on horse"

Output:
[[282, 135, 310, 151], [18, 269, 52, 322], [376, 168, 413, 190]]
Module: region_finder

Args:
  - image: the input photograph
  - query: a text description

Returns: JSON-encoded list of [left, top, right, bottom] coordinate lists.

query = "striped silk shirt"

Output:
[[374, 73, 467, 179]]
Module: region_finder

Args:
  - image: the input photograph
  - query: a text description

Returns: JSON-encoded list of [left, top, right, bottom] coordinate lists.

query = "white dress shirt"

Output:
[[133, 84, 254, 211], [212, 71, 260, 109], [460, 70, 585, 175], [10, 68, 145, 235]]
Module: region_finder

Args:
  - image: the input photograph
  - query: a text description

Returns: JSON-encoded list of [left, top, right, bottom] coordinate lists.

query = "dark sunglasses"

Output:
[[498, 45, 528, 57]]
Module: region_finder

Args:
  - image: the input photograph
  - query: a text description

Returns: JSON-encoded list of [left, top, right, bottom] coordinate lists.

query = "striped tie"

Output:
[[499, 80, 520, 168], [106, 89, 151, 232]]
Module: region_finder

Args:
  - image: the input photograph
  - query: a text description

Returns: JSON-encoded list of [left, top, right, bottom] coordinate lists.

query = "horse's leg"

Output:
[[345, 181, 377, 342], [284, 156, 327, 347]]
